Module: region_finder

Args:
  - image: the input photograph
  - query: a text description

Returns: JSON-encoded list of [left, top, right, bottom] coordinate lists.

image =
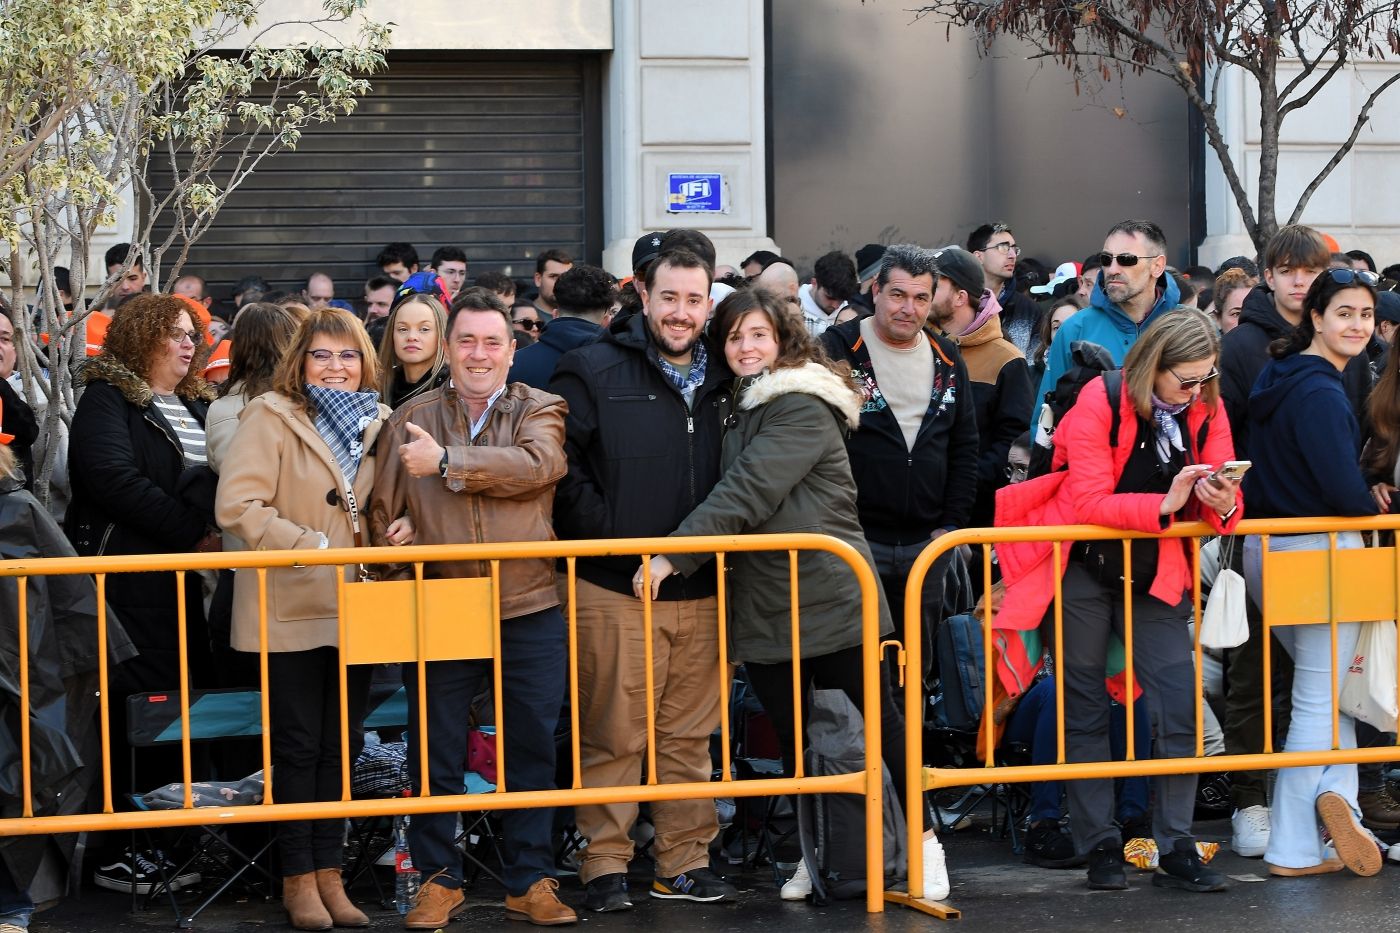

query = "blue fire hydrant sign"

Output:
[[667, 173, 725, 213]]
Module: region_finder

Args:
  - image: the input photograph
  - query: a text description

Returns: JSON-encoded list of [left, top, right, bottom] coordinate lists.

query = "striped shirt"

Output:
[[152, 394, 207, 466]]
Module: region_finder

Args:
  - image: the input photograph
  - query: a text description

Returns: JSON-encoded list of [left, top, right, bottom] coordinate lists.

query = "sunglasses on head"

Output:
[[1328, 268, 1380, 287], [1097, 252, 1161, 268]]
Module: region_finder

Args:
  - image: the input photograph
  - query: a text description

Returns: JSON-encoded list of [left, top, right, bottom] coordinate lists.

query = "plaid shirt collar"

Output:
[[650, 337, 708, 397]]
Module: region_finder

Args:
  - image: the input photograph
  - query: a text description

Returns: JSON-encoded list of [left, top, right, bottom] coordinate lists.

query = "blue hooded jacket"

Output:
[[1032, 271, 1181, 425], [1243, 352, 1376, 519]]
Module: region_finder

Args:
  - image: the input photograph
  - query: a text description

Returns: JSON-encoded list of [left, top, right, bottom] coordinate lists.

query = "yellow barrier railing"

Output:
[[0, 533, 890, 913], [893, 515, 1400, 918]]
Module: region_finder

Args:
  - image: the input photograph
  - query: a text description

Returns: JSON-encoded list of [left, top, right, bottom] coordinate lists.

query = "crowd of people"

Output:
[[0, 218, 1398, 931]]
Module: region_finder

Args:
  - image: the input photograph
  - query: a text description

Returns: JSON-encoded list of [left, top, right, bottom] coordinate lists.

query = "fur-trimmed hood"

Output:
[[739, 361, 862, 430], [77, 353, 216, 407]]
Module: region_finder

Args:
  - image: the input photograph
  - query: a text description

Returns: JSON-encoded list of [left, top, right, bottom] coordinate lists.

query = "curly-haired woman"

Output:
[[66, 292, 219, 894]]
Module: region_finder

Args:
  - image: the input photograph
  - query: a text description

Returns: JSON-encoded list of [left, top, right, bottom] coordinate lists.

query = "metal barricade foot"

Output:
[[885, 890, 961, 919]]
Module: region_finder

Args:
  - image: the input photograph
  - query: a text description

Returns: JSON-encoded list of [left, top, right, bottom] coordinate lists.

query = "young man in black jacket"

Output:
[[549, 248, 736, 912], [1217, 223, 1397, 856]]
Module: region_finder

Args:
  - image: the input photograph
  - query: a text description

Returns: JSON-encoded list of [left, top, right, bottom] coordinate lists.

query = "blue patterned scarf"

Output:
[[307, 385, 380, 484]]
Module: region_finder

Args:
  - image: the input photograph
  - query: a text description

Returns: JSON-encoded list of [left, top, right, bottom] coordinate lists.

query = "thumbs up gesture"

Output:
[[399, 422, 445, 477]]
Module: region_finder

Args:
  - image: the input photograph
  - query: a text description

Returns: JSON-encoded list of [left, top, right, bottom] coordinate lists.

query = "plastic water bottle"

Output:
[[393, 810, 420, 915]]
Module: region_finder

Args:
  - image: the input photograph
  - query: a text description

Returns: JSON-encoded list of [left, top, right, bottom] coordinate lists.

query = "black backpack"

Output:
[[1028, 341, 1123, 479]]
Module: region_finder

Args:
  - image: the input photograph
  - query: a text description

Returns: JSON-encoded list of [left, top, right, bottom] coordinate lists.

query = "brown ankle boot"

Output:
[[283, 871, 332, 931], [314, 868, 369, 928]]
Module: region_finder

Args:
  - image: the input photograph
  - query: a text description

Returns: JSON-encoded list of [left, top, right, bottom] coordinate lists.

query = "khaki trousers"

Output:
[[571, 577, 721, 882]]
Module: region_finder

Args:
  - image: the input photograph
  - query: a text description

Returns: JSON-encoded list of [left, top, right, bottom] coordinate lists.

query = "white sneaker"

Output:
[[780, 860, 811, 901], [1231, 805, 1271, 857], [922, 833, 950, 901]]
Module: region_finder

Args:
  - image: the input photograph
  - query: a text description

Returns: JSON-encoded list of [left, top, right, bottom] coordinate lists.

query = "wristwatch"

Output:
[[438, 449, 449, 478]]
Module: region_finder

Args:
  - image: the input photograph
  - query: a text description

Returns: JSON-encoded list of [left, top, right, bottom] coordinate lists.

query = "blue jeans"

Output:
[[0, 859, 31, 928], [405, 607, 566, 896], [1244, 532, 1362, 869]]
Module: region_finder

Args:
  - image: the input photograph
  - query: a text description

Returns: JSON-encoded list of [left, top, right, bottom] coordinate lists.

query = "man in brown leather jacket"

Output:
[[368, 287, 576, 929]]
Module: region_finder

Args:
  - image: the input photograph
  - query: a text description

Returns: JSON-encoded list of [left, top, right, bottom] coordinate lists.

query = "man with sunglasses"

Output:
[[969, 222, 1044, 359], [1216, 224, 1395, 857], [1032, 220, 1182, 427]]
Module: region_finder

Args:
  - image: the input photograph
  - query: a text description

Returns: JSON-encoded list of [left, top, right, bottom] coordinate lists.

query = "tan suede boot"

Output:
[[283, 871, 332, 931], [314, 868, 369, 928]]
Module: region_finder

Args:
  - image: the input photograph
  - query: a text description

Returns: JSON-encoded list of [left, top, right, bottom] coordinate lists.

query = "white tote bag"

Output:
[[1200, 537, 1248, 650], [1339, 620, 1399, 731]]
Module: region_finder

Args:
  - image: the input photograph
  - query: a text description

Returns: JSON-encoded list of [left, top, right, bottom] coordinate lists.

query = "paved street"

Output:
[[29, 816, 1400, 932]]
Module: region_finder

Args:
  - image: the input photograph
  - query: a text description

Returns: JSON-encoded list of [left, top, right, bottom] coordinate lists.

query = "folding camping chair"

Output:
[[343, 686, 506, 905], [124, 688, 277, 928]]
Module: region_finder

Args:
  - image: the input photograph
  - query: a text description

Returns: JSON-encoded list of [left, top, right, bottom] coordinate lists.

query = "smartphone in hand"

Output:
[[1208, 460, 1251, 487]]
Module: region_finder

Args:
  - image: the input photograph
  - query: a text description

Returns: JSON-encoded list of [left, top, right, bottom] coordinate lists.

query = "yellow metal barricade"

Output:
[[0, 533, 893, 914], [891, 515, 1400, 920]]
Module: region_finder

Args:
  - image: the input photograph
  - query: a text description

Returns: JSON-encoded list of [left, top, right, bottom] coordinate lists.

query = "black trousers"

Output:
[[267, 647, 371, 876], [744, 642, 930, 830]]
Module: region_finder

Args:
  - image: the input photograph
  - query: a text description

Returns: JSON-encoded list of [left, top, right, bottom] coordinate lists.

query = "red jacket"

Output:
[[992, 375, 1243, 698]]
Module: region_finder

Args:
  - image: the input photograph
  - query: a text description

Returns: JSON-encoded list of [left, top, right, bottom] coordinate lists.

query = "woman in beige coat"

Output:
[[216, 308, 412, 931]]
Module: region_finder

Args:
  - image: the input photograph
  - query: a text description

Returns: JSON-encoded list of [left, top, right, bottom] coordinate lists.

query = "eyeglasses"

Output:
[[167, 327, 198, 344], [1098, 252, 1162, 268], [1328, 268, 1381, 287], [306, 349, 364, 364], [513, 319, 543, 332], [981, 242, 1022, 256], [1168, 366, 1219, 390]]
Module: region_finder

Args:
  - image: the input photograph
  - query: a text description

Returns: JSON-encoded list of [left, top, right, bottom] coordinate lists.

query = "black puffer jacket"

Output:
[[65, 355, 215, 687], [1219, 284, 1371, 458], [549, 310, 732, 598], [820, 318, 980, 545]]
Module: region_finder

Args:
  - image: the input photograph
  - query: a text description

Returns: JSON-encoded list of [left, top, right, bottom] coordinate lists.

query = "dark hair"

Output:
[[1105, 219, 1167, 254], [1171, 271, 1197, 303], [1269, 269, 1379, 359], [660, 229, 717, 271], [223, 302, 305, 399], [1368, 343, 1400, 479], [376, 241, 419, 270], [643, 248, 714, 291], [967, 222, 1012, 253], [232, 274, 270, 305], [364, 275, 396, 294], [535, 249, 574, 275], [1016, 257, 1049, 293], [740, 249, 782, 271], [1262, 224, 1330, 272], [876, 244, 938, 288], [430, 246, 468, 268], [473, 271, 516, 296], [1215, 256, 1258, 277], [1035, 294, 1086, 366], [52, 265, 72, 296], [812, 251, 858, 300], [1081, 253, 1103, 274], [553, 264, 618, 317], [104, 242, 143, 271], [447, 286, 512, 336], [710, 287, 851, 380], [100, 293, 209, 395], [1338, 246, 1372, 268]]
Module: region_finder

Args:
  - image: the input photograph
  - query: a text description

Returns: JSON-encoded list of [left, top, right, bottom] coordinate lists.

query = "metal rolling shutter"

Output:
[[147, 55, 601, 303]]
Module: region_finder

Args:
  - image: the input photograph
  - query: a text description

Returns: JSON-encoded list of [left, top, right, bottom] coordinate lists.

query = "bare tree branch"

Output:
[[1288, 69, 1400, 223]]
